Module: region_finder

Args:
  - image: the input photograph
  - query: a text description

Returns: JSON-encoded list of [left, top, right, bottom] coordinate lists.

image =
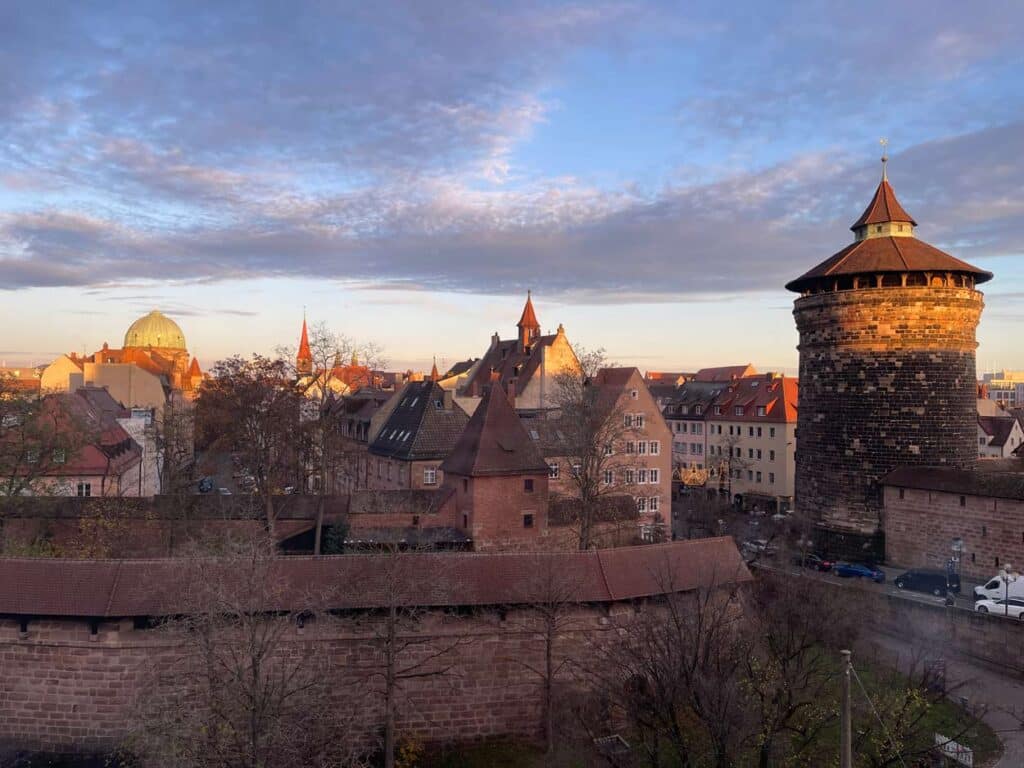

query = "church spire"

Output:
[[297, 314, 313, 376], [430, 356, 440, 382], [516, 290, 541, 351]]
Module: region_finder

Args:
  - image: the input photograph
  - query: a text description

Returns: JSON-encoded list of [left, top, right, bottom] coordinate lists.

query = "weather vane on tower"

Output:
[[880, 137, 889, 181]]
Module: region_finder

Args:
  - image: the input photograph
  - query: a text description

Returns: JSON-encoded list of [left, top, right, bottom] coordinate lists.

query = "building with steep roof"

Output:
[[788, 158, 991, 555], [457, 293, 579, 412], [441, 383, 551, 550], [367, 381, 470, 491]]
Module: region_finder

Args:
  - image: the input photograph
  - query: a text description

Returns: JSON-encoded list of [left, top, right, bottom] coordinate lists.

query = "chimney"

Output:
[[490, 332, 500, 350], [443, 389, 453, 409]]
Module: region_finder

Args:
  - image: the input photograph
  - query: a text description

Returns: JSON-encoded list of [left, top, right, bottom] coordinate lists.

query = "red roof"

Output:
[[710, 374, 797, 423], [850, 178, 917, 230], [517, 291, 540, 330], [786, 236, 992, 292], [694, 365, 756, 383], [187, 356, 201, 377], [297, 317, 312, 362], [0, 538, 751, 617], [441, 383, 549, 476]]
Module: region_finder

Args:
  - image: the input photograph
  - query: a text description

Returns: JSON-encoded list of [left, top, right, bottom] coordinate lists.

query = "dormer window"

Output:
[[694, 406, 702, 416], [714, 406, 722, 415], [734, 406, 743, 416], [757, 406, 766, 416]]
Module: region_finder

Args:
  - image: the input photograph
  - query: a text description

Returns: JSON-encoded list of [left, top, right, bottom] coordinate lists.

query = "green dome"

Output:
[[123, 310, 187, 350]]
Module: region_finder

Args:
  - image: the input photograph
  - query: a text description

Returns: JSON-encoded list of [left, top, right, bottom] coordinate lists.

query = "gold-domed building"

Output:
[[123, 310, 188, 351]]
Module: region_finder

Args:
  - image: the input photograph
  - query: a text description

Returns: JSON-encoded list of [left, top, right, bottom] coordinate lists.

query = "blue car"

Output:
[[833, 562, 885, 583]]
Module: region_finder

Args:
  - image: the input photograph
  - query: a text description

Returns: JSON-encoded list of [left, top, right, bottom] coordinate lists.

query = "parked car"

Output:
[[833, 562, 885, 583], [975, 598, 1024, 620], [741, 538, 778, 558], [894, 568, 960, 596], [792, 553, 832, 572], [218, 487, 232, 495], [973, 572, 1024, 602], [197, 477, 215, 494]]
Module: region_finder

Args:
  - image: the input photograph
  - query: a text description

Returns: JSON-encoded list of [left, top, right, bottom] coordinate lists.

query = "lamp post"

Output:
[[1003, 563, 1016, 617]]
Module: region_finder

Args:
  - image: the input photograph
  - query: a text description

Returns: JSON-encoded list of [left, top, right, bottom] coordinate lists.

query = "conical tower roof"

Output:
[[440, 383, 548, 477], [188, 356, 202, 377], [297, 317, 312, 362], [850, 178, 916, 230], [517, 291, 540, 331]]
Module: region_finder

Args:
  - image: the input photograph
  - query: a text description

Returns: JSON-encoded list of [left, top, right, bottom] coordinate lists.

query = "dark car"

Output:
[[197, 477, 215, 494], [894, 568, 960, 596], [792, 553, 833, 572], [833, 562, 885, 583]]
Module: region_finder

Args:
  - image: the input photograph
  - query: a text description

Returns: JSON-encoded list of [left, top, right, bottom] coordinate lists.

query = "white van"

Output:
[[973, 573, 1024, 602]]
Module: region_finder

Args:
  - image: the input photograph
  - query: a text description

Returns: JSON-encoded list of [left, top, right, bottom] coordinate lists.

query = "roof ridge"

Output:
[[889, 235, 910, 270], [595, 549, 616, 601], [823, 238, 865, 277]]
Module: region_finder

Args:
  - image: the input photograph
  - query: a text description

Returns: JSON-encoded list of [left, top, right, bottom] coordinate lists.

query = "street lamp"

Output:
[[1002, 563, 1016, 617]]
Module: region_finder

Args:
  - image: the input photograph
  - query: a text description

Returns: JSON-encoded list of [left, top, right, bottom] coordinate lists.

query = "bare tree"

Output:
[[195, 355, 302, 537], [576, 566, 748, 768], [279, 321, 384, 555], [350, 544, 472, 768], [131, 534, 361, 768], [0, 380, 95, 497], [503, 557, 584, 755], [549, 348, 646, 550], [155, 398, 197, 498]]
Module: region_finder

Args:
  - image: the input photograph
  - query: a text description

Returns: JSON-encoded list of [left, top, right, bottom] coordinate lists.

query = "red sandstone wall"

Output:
[[0, 606, 630, 756], [884, 485, 1024, 581], [467, 473, 549, 552]]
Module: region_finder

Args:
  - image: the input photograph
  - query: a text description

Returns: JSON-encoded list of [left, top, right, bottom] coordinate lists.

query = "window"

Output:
[[729, 425, 734, 436], [76, 482, 91, 497], [756, 427, 762, 437], [548, 463, 559, 479], [624, 469, 635, 484], [695, 406, 703, 416], [387, 463, 393, 480], [636, 414, 645, 428], [650, 468, 660, 483], [756, 471, 762, 483], [756, 449, 762, 460], [571, 463, 581, 477], [876, 225, 882, 233], [747, 470, 753, 481], [626, 441, 636, 454], [423, 468, 437, 485], [603, 469, 614, 485], [898, 488, 904, 500], [694, 423, 702, 435], [25, 449, 39, 464], [637, 441, 647, 455], [757, 406, 766, 416], [52, 448, 66, 464], [768, 472, 775, 484], [524, 479, 535, 493], [769, 427, 776, 438], [960, 495, 966, 507], [691, 443, 703, 455], [624, 414, 634, 427], [637, 469, 648, 483], [529, 429, 539, 440], [748, 448, 754, 459], [412, 514, 420, 526], [603, 444, 614, 456], [748, 427, 754, 437], [714, 406, 723, 415], [463, 479, 468, 492], [523, 513, 534, 528], [734, 406, 744, 416], [636, 497, 647, 513], [769, 450, 776, 461], [650, 496, 659, 513], [650, 441, 660, 455], [630, 389, 639, 399]]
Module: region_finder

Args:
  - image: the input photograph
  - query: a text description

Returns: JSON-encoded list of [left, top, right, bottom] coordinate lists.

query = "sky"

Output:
[[2, 1, 1023, 375]]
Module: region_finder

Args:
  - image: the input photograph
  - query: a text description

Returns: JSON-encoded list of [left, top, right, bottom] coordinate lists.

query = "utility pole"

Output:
[[840, 649, 853, 768]]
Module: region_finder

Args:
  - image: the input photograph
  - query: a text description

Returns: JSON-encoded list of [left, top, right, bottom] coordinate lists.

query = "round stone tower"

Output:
[[786, 162, 992, 554]]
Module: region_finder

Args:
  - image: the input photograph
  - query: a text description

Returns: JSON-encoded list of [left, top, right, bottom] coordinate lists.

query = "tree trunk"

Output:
[[385, 602, 397, 768], [313, 494, 325, 556]]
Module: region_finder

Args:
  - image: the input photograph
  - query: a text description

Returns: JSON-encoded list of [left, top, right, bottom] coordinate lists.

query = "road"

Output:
[[864, 632, 1024, 768]]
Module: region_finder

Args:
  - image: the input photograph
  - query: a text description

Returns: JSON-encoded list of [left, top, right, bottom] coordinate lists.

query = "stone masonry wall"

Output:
[[793, 286, 983, 535], [0, 604, 633, 757], [884, 485, 1024, 582]]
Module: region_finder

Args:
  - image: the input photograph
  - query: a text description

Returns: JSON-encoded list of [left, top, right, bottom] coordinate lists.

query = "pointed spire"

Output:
[[517, 290, 540, 331], [850, 173, 916, 234], [188, 356, 202, 377], [430, 356, 440, 382], [297, 314, 312, 375]]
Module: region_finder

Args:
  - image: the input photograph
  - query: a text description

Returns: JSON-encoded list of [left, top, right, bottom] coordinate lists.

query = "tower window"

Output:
[[876, 225, 882, 233], [523, 513, 534, 528], [524, 479, 534, 493]]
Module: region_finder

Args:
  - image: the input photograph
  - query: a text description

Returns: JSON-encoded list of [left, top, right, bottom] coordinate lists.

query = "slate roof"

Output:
[[978, 416, 1017, 448], [441, 384, 549, 477], [369, 381, 469, 461], [444, 358, 479, 378], [885, 466, 1024, 502], [461, 334, 560, 397], [0, 537, 750, 617]]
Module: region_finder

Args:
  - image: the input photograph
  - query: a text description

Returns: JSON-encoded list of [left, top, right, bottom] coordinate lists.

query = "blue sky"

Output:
[[1, 1, 1023, 374]]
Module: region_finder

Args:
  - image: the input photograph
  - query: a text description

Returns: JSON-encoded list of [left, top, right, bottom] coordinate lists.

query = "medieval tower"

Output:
[[787, 156, 992, 553]]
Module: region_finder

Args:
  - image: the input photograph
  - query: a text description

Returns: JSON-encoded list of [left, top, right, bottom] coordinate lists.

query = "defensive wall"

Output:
[[0, 538, 748, 757]]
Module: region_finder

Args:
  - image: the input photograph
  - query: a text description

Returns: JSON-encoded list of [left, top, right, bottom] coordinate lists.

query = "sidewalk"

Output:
[[863, 631, 1024, 767]]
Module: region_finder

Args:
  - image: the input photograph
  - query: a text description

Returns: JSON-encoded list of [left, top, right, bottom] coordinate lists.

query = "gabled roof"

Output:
[[694, 365, 756, 383], [369, 381, 469, 461], [851, 178, 917, 230], [441, 384, 549, 476], [978, 416, 1017, 448], [0, 538, 751, 617], [709, 374, 798, 423], [885, 466, 1024, 502], [461, 334, 561, 396]]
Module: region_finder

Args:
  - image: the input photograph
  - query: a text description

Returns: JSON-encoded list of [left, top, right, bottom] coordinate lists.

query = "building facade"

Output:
[[787, 163, 991, 550]]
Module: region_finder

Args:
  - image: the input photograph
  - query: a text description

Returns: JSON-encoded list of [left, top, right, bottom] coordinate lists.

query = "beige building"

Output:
[[458, 293, 579, 413]]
